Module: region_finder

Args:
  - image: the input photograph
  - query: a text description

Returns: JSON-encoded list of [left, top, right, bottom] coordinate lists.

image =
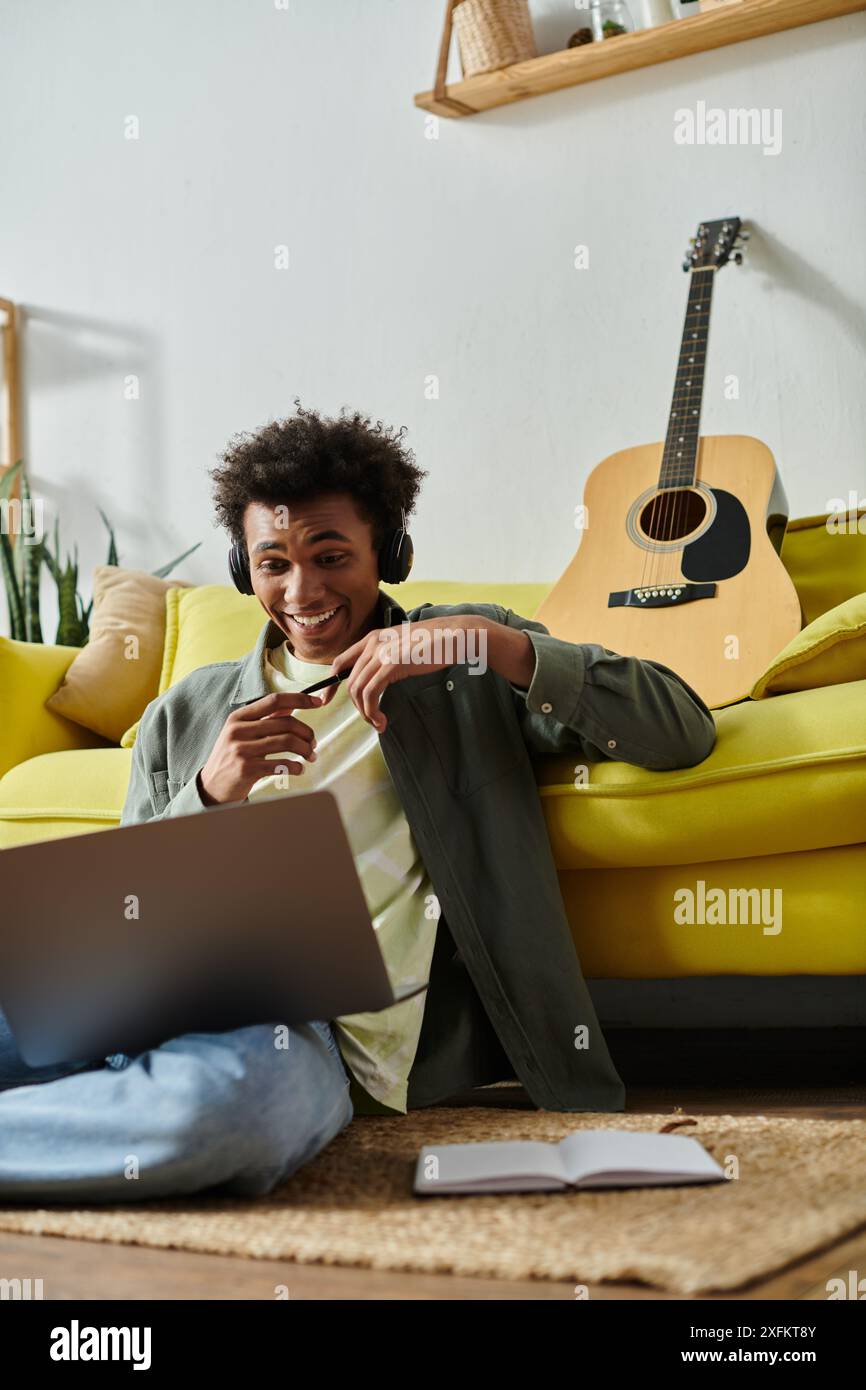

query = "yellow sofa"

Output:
[[2, 514, 865, 1017]]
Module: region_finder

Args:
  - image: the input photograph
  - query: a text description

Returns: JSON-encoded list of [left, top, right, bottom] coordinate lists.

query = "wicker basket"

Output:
[[453, 0, 537, 78]]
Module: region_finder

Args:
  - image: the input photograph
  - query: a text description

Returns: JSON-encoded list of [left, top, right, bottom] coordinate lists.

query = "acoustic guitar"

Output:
[[534, 217, 803, 709]]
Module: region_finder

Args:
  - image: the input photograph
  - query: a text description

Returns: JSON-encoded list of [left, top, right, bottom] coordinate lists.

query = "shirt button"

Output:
[[541, 701, 553, 714], [607, 739, 617, 749], [446, 680, 454, 691]]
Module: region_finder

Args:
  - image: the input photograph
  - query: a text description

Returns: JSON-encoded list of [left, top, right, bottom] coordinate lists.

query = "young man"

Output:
[[0, 404, 717, 1203]]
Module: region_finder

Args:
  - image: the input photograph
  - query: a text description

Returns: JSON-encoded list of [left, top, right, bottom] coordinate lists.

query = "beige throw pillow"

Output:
[[45, 565, 193, 743]]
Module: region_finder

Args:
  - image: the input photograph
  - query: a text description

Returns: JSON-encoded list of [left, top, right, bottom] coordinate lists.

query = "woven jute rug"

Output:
[[1, 1110, 864, 1294]]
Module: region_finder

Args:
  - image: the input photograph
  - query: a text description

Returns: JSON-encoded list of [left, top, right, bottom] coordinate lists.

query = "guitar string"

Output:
[[657, 265, 713, 597], [665, 270, 700, 585], [642, 239, 724, 600], [638, 242, 693, 599], [685, 280, 708, 578], [644, 262, 698, 597], [682, 269, 712, 577], [668, 268, 712, 589]]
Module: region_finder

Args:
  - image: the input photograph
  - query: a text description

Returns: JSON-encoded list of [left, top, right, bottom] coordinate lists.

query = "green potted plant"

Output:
[[0, 460, 200, 646]]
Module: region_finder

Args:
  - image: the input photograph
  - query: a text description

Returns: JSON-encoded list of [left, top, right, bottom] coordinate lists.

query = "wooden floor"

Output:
[[2, 1029, 864, 1300]]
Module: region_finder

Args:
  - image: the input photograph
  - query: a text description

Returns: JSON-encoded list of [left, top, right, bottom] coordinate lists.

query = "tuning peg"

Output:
[[738, 229, 751, 240], [733, 252, 743, 265], [682, 259, 690, 272]]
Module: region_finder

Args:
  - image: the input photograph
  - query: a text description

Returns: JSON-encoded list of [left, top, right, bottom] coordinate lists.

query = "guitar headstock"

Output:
[[682, 218, 749, 272]]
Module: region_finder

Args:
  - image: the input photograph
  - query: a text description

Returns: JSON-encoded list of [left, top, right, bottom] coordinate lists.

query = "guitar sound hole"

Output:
[[640, 489, 707, 542]]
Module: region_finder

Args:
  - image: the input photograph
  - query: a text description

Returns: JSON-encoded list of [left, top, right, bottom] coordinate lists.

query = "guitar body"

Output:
[[534, 435, 803, 708]]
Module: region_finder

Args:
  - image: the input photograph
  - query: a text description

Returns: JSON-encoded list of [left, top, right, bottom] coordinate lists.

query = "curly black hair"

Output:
[[208, 400, 427, 552]]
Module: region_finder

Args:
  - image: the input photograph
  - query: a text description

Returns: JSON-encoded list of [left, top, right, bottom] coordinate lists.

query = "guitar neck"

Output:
[[659, 266, 715, 490]]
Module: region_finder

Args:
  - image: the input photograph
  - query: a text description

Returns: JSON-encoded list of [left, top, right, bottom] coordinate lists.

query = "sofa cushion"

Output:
[[0, 748, 132, 848], [0, 635, 110, 781], [560, 843, 866, 977], [751, 592, 866, 698], [535, 678, 866, 871]]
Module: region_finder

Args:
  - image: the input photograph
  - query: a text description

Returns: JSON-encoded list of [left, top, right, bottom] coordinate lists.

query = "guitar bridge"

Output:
[[608, 582, 717, 609]]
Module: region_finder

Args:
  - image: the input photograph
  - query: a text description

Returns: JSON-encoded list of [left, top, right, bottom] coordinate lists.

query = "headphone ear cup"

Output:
[[228, 541, 254, 595], [396, 531, 414, 582], [379, 529, 413, 584]]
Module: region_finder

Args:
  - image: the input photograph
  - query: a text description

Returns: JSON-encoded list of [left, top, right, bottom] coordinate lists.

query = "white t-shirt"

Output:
[[246, 638, 439, 1114]]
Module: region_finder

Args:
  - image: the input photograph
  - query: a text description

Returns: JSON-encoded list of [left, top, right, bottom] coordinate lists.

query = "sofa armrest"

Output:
[[0, 636, 112, 778]]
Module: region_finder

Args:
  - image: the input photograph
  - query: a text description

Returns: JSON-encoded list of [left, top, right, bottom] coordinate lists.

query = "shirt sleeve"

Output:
[[496, 606, 717, 770]]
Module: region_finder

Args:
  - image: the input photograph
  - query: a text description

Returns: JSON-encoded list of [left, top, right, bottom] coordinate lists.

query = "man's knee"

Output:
[[155, 1020, 353, 1194]]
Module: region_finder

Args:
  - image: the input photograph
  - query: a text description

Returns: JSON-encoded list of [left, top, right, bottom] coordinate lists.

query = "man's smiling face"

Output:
[[243, 492, 383, 662]]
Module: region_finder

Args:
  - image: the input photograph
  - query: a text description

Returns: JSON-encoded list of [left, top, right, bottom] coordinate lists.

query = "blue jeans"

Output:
[[0, 1007, 353, 1203]]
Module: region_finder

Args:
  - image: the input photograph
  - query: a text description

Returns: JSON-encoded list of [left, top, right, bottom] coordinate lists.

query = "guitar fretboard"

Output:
[[659, 266, 715, 489]]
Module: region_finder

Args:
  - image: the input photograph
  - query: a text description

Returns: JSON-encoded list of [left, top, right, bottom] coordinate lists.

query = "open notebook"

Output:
[[414, 1128, 726, 1196]]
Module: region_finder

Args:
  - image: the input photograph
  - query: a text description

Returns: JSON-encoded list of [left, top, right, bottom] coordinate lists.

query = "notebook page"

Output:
[[559, 1129, 724, 1183], [416, 1139, 568, 1192]]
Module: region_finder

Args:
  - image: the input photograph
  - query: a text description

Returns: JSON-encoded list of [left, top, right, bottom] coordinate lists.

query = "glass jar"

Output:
[[589, 0, 635, 39], [632, 0, 676, 26]]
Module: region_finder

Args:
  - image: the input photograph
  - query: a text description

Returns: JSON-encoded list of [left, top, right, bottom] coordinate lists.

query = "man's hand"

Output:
[[198, 691, 325, 805], [319, 616, 534, 731]]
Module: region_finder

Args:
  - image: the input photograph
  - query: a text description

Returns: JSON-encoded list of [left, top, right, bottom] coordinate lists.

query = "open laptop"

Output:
[[0, 789, 428, 1068]]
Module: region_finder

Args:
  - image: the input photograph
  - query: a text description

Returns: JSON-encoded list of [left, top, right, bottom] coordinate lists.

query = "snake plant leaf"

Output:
[[18, 468, 44, 643], [77, 586, 91, 646], [0, 460, 26, 594], [0, 459, 22, 500], [151, 541, 201, 579], [22, 536, 44, 643], [97, 507, 119, 567], [41, 515, 61, 585], [0, 529, 26, 640], [55, 551, 86, 647], [15, 466, 29, 587], [0, 461, 27, 640], [42, 551, 60, 583]]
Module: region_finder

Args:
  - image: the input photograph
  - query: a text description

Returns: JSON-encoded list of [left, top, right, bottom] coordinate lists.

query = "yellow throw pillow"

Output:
[[120, 585, 266, 746], [159, 584, 268, 688], [45, 566, 193, 744], [750, 591, 866, 698]]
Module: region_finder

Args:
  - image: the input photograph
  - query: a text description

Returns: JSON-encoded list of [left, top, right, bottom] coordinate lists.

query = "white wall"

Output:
[[2, 0, 864, 640]]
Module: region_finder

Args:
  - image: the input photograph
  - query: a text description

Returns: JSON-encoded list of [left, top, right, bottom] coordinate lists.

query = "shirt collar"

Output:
[[228, 587, 408, 709]]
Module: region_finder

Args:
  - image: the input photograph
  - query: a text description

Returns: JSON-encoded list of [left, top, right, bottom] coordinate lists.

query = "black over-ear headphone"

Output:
[[227, 507, 414, 596]]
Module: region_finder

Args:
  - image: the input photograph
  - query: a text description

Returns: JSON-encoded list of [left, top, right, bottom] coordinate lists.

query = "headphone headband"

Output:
[[227, 506, 413, 596]]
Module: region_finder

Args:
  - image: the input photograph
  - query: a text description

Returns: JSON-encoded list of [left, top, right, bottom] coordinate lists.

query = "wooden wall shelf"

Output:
[[415, 0, 866, 119]]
